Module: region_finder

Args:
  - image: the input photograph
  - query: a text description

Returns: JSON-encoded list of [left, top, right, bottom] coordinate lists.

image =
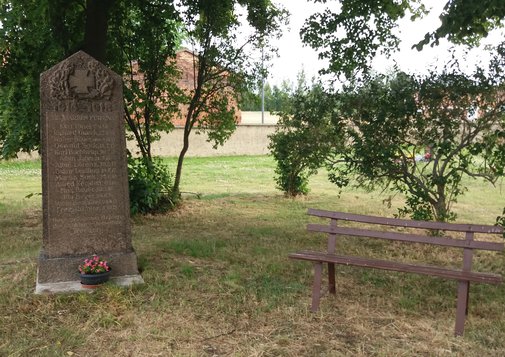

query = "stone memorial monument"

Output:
[[36, 51, 143, 293]]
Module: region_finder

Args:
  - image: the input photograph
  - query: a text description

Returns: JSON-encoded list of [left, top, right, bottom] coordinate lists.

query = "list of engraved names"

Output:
[[46, 111, 127, 253]]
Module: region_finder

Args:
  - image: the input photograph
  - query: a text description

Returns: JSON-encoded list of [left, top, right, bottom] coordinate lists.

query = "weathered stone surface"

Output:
[[37, 251, 140, 283], [35, 275, 144, 294], [36, 51, 142, 292]]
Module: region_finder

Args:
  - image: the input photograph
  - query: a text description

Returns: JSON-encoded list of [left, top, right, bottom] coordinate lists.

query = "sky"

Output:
[[266, 0, 505, 87]]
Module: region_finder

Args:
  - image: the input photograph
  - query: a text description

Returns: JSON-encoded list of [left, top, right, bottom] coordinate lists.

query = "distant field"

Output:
[[1, 155, 504, 356]]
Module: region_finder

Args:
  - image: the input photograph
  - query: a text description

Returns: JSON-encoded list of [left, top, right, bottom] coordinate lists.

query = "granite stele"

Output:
[[36, 51, 143, 293]]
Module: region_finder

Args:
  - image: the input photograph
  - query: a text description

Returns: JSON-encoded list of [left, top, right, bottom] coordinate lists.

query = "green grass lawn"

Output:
[[1, 155, 504, 356]]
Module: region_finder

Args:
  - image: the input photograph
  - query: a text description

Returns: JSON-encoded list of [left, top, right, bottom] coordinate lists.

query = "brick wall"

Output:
[[172, 49, 241, 127], [127, 49, 241, 127]]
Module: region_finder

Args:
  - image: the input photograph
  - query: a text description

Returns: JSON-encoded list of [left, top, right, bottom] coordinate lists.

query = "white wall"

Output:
[[127, 124, 277, 157], [241, 111, 280, 125], [13, 121, 278, 160]]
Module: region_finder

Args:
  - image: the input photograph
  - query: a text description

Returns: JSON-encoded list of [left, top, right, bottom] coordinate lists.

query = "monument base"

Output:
[[35, 275, 144, 294], [36, 250, 143, 293]]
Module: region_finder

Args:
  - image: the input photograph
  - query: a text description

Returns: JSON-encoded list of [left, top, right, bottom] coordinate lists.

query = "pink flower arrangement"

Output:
[[78, 255, 111, 275]]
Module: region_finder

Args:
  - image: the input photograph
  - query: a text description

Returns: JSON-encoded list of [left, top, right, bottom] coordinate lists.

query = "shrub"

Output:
[[128, 157, 175, 215], [330, 45, 505, 222], [269, 82, 344, 196]]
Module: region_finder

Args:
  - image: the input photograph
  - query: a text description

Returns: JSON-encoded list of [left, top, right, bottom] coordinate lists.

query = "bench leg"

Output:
[[328, 263, 336, 294], [311, 262, 323, 312], [466, 282, 470, 316], [455, 280, 470, 336]]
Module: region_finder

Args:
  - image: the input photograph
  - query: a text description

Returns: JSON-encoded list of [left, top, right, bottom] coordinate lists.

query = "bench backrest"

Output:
[[302, 209, 504, 336], [307, 208, 504, 254]]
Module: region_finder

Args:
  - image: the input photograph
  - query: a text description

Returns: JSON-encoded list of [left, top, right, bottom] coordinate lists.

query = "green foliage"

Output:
[[301, 0, 420, 77], [397, 193, 445, 222], [128, 157, 175, 215], [332, 49, 505, 221], [108, 0, 183, 161], [302, 0, 504, 77], [269, 80, 344, 196], [171, 0, 288, 195], [0, 0, 182, 161], [199, 95, 237, 148], [0, 78, 40, 158], [0, 0, 287, 208], [267, 81, 292, 112], [270, 43, 505, 221], [240, 88, 261, 111], [415, 0, 505, 49], [0, 0, 185, 214], [240, 80, 293, 112], [0, 0, 84, 158]]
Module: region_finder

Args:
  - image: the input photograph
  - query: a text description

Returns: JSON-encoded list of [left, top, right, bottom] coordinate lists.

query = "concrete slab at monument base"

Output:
[[35, 250, 143, 294], [35, 275, 144, 294]]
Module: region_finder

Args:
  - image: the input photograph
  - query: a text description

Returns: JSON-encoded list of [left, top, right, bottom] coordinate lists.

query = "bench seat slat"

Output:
[[308, 208, 504, 234], [289, 251, 503, 285], [307, 224, 505, 251]]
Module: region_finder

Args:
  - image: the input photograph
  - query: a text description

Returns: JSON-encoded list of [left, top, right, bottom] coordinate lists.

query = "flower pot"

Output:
[[80, 270, 111, 289]]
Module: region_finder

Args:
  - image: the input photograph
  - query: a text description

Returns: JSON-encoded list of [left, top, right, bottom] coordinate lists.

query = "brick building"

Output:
[[128, 49, 241, 127], [171, 49, 242, 127]]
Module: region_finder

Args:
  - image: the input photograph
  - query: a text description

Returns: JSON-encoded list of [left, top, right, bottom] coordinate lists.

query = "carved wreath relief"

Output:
[[50, 58, 114, 100]]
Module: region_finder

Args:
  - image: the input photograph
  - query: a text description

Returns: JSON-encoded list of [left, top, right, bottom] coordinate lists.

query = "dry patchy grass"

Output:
[[1, 156, 504, 356]]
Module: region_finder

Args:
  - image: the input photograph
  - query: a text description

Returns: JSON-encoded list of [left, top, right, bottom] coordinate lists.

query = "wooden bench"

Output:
[[289, 208, 504, 336]]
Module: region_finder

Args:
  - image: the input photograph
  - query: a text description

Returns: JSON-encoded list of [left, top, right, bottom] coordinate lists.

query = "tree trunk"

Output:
[[173, 102, 196, 197], [172, 126, 190, 198], [172, 51, 206, 198], [434, 186, 448, 222], [83, 0, 114, 63]]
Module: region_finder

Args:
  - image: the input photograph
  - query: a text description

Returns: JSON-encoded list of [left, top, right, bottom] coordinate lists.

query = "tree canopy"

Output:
[[301, 0, 505, 77], [0, 0, 286, 213], [416, 0, 505, 48], [0, 0, 286, 160], [171, 0, 287, 196], [240, 80, 293, 112], [331, 52, 505, 221], [270, 43, 505, 222]]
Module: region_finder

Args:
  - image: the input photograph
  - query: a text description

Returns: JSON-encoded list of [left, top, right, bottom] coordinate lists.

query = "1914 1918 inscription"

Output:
[[36, 51, 143, 293]]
